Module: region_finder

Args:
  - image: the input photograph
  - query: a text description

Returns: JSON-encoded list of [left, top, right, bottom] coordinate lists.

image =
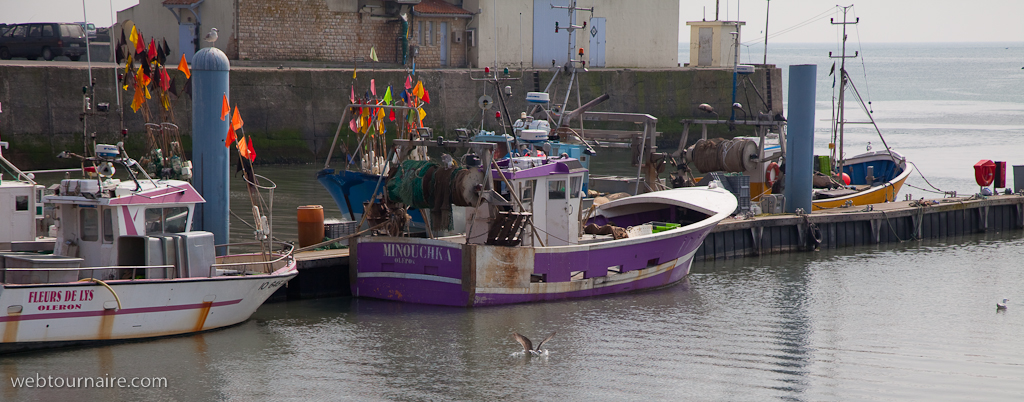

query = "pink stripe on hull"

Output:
[[0, 299, 242, 323]]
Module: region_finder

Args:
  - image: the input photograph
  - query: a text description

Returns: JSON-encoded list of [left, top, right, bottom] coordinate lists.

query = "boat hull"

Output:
[[352, 225, 713, 307], [317, 168, 424, 224], [812, 163, 913, 210], [0, 263, 297, 353]]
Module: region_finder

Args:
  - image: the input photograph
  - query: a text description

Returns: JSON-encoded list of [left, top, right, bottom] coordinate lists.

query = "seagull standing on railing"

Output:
[[204, 28, 218, 45]]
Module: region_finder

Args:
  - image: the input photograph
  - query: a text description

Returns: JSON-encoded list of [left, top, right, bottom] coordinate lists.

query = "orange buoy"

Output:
[[296, 205, 325, 248]]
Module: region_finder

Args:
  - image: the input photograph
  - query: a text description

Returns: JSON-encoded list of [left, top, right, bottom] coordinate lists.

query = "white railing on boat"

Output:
[[1, 241, 295, 285]]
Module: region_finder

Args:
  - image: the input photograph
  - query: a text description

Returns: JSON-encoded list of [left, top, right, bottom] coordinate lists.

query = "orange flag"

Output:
[[246, 137, 256, 162], [177, 53, 191, 79], [221, 93, 229, 121], [237, 136, 250, 160], [225, 125, 236, 147], [231, 106, 244, 131]]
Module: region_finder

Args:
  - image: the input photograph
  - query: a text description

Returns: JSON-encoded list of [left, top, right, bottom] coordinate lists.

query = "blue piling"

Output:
[[783, 64, 817, 213], [190, 47, 231, 249]]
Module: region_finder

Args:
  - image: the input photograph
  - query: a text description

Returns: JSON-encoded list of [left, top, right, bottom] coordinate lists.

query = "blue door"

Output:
[[178, 23, 195, 62], [533, 0, 573, 68], [588, 17, 605, 67]]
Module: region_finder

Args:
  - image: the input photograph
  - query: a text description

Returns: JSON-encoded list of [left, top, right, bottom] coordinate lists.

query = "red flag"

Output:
[[388, 109, 395, 121], [246, 137, 256, 162], [159, 67, 171, 91], [231, 106, 244, 131], [147, 38, 157, 61], [225, 125, 236, 147], [422, 89, 430, 104], [135, 32, 145, 55], [349, 86, 355, 104], [221, 93, 229, 121]]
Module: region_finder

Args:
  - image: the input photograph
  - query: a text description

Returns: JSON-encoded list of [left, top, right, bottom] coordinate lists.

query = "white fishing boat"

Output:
[[0, 143, 296, 354], [0, 140, 47, 251]]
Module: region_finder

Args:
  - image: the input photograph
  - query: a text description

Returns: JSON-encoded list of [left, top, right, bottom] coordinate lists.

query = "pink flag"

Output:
[[350, 86, 356, 103], [370, 79, 376, 97], [405, 75, 413, 90]]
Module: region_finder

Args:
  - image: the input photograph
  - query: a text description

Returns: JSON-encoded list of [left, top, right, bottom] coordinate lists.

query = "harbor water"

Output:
[[2, 232, 1023, 400], [2, 42, 1023, 400]]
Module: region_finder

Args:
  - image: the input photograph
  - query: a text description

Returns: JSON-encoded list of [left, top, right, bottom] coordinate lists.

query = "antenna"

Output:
[[829, 5, 858, 172]]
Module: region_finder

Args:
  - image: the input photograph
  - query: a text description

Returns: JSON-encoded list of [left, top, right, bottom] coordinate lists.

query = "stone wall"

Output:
[[0, 63, 783, 170], [237, 0, 404, 64]]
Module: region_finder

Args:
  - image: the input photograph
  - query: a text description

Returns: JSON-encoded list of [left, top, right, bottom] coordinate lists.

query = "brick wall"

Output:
[[410, 17, 468, 68], [237, 0, 405, 63]]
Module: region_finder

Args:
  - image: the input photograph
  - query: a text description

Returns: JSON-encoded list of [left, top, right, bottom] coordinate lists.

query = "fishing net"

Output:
[[387, 159, 476, 232]]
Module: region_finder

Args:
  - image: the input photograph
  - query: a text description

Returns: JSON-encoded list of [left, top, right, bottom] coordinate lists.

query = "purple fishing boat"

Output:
[[350, 138, 736, 307]]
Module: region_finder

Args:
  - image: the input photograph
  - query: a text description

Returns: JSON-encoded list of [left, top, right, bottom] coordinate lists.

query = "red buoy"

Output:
[[841, 173, 851, 185]]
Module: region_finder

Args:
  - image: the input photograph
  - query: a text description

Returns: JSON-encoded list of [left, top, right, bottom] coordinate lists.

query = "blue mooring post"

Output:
[[190, 47, 231, 250], [784, 64, 817, 213]]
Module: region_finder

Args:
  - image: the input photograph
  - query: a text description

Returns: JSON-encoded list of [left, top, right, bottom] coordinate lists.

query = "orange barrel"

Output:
[[296, 205, 325, 248]]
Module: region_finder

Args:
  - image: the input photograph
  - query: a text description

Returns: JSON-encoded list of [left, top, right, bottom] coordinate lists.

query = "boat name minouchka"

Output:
[[382, 243, 453, 263]]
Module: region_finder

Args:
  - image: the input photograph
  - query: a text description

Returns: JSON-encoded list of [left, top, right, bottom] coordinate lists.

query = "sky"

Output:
[[678, 0, 1024, 44], [1, 0, 1022, 44]]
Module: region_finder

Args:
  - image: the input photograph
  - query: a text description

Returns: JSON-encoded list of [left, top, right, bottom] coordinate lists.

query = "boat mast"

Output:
[[829, 5, 857, 174]]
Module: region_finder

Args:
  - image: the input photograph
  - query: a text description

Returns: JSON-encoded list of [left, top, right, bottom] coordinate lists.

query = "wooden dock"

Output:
[[271, 194, 1024, 301], [695, 194, 1024, 260]]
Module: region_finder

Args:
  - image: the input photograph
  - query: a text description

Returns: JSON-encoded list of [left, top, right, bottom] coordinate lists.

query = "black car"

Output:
[[0, 23, 88, 61]]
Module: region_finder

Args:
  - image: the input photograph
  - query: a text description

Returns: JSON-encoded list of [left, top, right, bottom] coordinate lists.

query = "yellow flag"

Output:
[[412, 81, 425, 99], [161, 92, 171, 110], [417, 107, 426, 122], [370, 46, 379, 62], [129, 25, 138, 46]]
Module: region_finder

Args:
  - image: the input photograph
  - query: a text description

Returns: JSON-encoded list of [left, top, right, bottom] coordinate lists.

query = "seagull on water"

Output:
[[997, 298, 1008, 310], [514, 332, 556, 356], [204, 28, 218, 44]]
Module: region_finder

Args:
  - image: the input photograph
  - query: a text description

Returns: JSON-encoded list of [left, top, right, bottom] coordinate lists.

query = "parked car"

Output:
[[75, 22, 97, 39], [0, 23, 88, 61]]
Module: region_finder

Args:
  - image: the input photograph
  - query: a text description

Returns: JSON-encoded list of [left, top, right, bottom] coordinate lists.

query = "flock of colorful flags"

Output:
[[348, 73, 431, 138], [115, 23, 191, 119]]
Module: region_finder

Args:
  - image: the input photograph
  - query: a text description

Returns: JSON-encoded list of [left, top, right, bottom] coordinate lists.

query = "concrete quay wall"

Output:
[[0, 63, 781, 170]]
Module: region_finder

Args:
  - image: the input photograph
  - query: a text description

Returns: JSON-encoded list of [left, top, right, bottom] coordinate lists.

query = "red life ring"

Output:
[[765, 162, 781, 187]]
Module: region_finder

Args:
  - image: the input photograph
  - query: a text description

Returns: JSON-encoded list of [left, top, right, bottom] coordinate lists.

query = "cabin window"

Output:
[[145, 208, 163, 234], [80, 208, 99, 241], [15, 195, 28, 211], [146, 207, 189, 234], [102, 208, 114, 243], [570, 176, 582, 198], [41, 24, 54, 37], [548, 180, 566, 200], [521, 180, 536, 201]]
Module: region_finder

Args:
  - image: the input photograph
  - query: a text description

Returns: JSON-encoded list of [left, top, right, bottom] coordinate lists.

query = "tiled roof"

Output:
[[413, 0, 474, 16]]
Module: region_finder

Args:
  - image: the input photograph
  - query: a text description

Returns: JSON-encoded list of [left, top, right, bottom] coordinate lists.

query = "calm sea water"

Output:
[[4, 43, 1024, 400]]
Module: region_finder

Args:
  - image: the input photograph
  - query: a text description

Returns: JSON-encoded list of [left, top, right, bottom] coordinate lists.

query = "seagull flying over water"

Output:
[[204, 28, 218, 44], [514, 332, 556, 356], [997, 298, 1008, 310]]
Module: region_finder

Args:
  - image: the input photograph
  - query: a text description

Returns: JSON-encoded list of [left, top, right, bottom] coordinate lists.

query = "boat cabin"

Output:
[[44, 178, 205, 279], [489, 156, 587, 247]]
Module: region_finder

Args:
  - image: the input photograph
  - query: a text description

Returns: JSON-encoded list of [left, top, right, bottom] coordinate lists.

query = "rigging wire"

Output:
[[741, 6, 838, 46], [850, 6, 874, 113]]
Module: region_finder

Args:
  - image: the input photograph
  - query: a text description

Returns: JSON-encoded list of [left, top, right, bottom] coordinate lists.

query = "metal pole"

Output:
[[191, 47, 231, 248], [763, 0, 770, 65], [783, 64, 817, 213]]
